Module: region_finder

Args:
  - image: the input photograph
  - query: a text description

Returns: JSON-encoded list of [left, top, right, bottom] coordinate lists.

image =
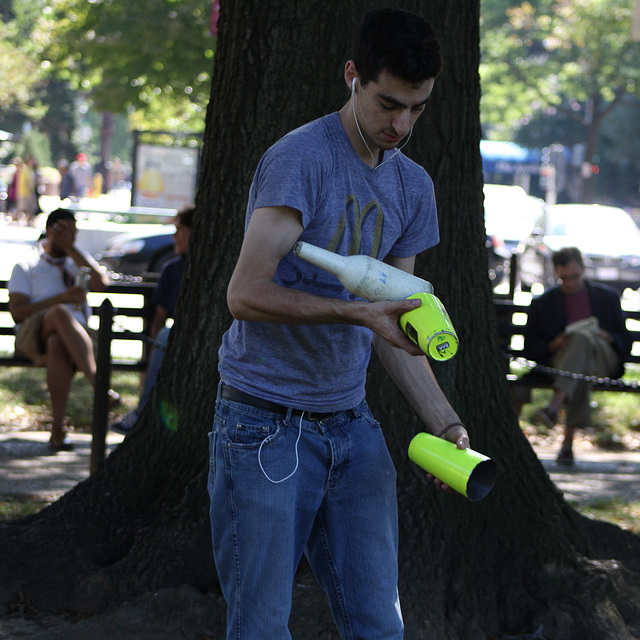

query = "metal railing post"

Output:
[[508, 252, 518, 300], [90, 299, 114, 474]]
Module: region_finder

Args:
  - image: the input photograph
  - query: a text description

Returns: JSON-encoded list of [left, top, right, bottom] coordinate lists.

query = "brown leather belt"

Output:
[[220, 385, 335, 421]]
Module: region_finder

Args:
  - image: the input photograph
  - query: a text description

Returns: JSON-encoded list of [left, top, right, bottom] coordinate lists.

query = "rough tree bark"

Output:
[[2, 1, 640, 639]]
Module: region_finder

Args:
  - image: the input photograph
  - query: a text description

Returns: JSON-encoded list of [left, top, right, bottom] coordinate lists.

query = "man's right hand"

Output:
[[363, 298, 425, 356], [548, 332, 568, 353], [49, 218, 77, 253]]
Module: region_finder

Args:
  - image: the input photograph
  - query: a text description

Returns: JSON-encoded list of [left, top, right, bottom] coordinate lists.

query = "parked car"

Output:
[[517, 203, 640, 293], [63, 204, 177, 258], [484, 184, 544, 285], [97, 225, 176, 279]]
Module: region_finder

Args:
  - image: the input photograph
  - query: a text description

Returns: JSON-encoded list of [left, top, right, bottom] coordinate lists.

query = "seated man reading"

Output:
[[523, 246, 632, 465]]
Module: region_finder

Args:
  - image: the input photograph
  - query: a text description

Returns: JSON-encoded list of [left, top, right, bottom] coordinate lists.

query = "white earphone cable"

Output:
[[352, 82, 376, 168], [258, 412, 303, 484]]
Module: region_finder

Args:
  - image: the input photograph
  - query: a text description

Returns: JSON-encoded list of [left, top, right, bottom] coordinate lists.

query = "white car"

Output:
[[517, 203, 640, 293], [484, 184, 545, 285]]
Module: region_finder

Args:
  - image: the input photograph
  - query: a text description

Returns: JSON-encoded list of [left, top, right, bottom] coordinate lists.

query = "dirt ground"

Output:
[[0, 585, 229, 640], [2, 426, 640, 638]]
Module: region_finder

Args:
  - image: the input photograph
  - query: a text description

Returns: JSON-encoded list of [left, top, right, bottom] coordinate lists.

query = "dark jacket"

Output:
[[523, 280, 632, 378]]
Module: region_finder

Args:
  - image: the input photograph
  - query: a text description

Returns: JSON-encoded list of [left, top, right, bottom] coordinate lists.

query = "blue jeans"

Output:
[[208, 385, 403, 640], [138, 326, 171, 410]]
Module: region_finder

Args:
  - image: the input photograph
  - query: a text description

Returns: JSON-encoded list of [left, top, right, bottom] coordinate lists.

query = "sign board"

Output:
[[131, 132, 202, 209]]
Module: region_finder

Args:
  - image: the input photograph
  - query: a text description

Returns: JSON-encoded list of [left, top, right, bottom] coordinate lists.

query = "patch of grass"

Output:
[[0, 495, 52, 521], [573, 498, 640, 533], [522, 364, 640, 452], [0, 367, 140, 432], [591, 391, 640, 449]]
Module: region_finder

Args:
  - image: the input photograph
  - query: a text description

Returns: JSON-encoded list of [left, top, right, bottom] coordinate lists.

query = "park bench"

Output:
[[0, 278, 156, 370], [0, 278, 156, 471], [3, 276, 638, 468], [494, 295, 640, 413]]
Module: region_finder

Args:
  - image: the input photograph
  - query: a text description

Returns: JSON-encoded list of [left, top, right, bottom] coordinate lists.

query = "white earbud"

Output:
[[351, 77, 356, 92]]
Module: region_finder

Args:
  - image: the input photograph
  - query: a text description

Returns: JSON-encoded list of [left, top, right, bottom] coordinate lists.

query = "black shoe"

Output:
[[49, 436, 74, 452], [110, 410, 138, 435], [533, 405, 558, 429], [556, 448, 574, 466]]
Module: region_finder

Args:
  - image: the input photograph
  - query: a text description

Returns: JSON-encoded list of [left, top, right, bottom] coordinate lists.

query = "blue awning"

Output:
[[481, 140, 541, 175]]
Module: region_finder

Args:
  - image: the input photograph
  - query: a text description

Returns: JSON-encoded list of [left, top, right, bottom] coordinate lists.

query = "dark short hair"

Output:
[[352, 9, 442, 86], [552, 247, 584, 269], [175, 205, 195, 229], [46, 208, 76, 228]]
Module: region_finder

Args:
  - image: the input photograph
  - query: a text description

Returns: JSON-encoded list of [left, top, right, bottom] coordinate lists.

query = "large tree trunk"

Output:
[[2, 1, 640, 638]]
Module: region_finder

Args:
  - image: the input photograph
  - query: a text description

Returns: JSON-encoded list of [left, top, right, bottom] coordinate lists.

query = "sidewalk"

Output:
[[533, 444, 640, 504], [2, 429, 640, 505], [0, 430, 124, 501]]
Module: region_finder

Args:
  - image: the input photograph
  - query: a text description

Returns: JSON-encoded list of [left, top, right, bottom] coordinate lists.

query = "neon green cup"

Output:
[[408, 433, 497, 501], [399, 292, 459, 361]]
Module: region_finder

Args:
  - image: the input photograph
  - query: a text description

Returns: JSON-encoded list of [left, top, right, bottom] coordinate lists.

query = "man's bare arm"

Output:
[[372, 254, 469, 450], [8, 290, 78, 325], [226, 206, 424, 354]]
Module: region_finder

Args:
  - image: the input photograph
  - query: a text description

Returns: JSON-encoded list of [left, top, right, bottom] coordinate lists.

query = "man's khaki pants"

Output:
[[552, 329, 620, 427]]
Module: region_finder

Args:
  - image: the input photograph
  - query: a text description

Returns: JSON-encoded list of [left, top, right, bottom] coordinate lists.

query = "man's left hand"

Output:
[[428, 423, 469, 494]]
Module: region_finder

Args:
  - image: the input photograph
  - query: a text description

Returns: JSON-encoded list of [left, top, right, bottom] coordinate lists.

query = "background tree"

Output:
[[1, 0, 215, 167], [0, 0, 81, 164], [36, 0, 215, 174], [37, 0, 215, 131], [0, 21, 41, 111], [481, 0, 640, 203], [2, 1, 640, 639]]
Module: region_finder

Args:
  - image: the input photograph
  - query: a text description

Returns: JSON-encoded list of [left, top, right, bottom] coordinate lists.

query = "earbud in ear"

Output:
[[352, 78, 357, 92]]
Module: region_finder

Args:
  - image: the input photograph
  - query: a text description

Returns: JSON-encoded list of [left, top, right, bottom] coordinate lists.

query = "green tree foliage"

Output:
[[2, 0, 215, 165], [37, 0, 216, 131], [0, 21, 41, 112], [10, 0, 47, 44], [481, 0, 640, 200], [0, 0, 79, 163], [481, 0, 640, 141]]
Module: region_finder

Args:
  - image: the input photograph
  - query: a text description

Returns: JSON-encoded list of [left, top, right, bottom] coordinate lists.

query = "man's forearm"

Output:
[[372, 333, 463, 434], [228, 275, 371, 325], [9, 293, 69, 324]]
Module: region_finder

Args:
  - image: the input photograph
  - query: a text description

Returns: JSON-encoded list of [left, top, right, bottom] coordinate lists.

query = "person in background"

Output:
[[110, 205, 194, 435], [58, 159, 76, 201], [8, 208, 118, 451], [69, 153, 93, 198], [27, 157, 42, 224], [208, 9, 469, 639], [523, 247, 632, 465], [6, 157, 20, 219], [16, 156, 37, 224]]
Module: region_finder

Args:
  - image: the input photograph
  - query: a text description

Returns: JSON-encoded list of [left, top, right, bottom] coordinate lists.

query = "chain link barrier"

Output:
[[508, 354, 639, 390], [110, 316, 637, 387]]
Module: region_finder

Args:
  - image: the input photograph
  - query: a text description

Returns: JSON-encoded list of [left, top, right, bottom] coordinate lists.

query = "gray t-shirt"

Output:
[[218, 112, 439, 411]]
